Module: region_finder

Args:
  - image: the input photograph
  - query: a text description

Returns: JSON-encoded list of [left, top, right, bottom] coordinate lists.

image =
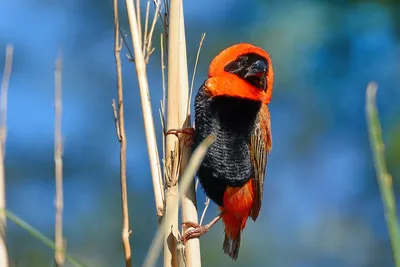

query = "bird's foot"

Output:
[[180, 221, 210, 242], [180, 213, 224, 243], [164, 127, 195, 147]]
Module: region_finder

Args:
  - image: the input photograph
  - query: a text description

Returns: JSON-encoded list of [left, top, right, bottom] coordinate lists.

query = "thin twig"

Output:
[[54, 50, 65, 267], [114, 0, 132, 266], [187, 33, 206, 116], [366, 82, 400, 266], [160, 34, 166, 161], [143, 1, 150, 55], [119, 28, 135, 63], [152, 0, 165, 27], [199, 197, 210, 226], [125, 0, 164, 219], [145, 0, 162, 63], [136, 0, 142, 48], [0, 44, 13, 267], [142, 135, 216, 267]]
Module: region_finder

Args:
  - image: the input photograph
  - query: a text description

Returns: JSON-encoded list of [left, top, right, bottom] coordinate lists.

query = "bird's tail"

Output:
[[222, 212, 248, 260]]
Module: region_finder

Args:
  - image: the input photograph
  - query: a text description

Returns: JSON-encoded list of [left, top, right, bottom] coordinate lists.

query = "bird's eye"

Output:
[[238, 56, 247, 67]]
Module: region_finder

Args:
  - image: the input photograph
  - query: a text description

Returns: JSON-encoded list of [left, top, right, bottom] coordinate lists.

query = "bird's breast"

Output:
[[194, 85, 261, 206]]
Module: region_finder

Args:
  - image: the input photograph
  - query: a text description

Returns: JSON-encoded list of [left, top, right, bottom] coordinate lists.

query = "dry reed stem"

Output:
[[143, 1, 150, 55], [145, 2, 161, 63], [113, 1, 132, 266], [176, 5, 202, 267], [0, 44, 13, 267], [164, 0, 186, 265], [124, 0, 165, 219], [136, 0, 142, 47], [142, 135, 216, 267], [180, 32, 206, 266], [54, 50, 65, 266]]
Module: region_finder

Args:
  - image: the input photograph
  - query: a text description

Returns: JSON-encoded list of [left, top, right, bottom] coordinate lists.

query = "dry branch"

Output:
[[143, 1, 150, 55], [54, 50, 65, 266], [145, 2, 161, 63], [0, 44, 13, 267], [113, 0, 132, 266], [176, 5, 202, 267], [124, 0, 164, 219]]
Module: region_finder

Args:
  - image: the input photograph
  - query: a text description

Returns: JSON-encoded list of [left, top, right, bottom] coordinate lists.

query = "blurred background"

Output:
[[1, 0, 400, 266]]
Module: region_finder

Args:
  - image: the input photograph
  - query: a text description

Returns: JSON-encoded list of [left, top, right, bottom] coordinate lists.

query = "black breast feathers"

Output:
[[193, 85, 261, 206]]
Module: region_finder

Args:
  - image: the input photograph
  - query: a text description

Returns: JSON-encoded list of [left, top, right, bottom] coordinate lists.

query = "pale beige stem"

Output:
[[54, 51, 65, 266], [136, 0, 142, 47], [125, 0, 164, 218], [143, 135, 216, 267], [143, 1, 150, 55], [113, 1, 132, 266], [163, 0, 186, 266], [0, 44, 13, 267], [176, 3, 201, 267], [145, 1, 161, 63]]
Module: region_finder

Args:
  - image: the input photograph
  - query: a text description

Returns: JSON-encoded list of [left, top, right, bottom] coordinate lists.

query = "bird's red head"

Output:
[[205, 43, 274, 105]]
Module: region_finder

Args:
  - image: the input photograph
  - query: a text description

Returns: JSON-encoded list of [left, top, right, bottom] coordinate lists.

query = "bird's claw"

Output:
[[164, 127, 195, 147], [181, 221, 201, 229], [180, 221, 209, 243], [164, 127, 195, 136]]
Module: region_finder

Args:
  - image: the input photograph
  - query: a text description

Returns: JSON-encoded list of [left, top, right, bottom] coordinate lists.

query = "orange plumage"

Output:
[[221, 179, 254, 241]]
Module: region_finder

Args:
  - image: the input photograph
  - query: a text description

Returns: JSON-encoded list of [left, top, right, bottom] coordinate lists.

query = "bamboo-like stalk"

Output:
[[125, 0, 165, 220], [175, 3, 202, 267], [54, 50, 65, 266], [113, 1, 132, 266], [0, 44, 13, 267], [366, 82, 400, 266], [164, 0, 185, 266], [143, 134, 216, 267]]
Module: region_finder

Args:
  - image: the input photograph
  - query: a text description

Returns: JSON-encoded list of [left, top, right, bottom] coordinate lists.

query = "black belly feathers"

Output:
[[194, 85, 261, 206]]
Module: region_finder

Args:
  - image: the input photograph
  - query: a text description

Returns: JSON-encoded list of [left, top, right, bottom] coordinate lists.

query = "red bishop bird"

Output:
[[179, 43, 274, 260]]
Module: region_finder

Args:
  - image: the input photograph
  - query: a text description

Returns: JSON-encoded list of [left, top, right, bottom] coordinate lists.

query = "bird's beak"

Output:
[[244, 60, 267, 79]]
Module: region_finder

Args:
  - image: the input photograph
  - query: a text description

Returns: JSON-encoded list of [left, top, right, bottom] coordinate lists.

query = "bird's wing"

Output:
[[249, 104, 272, 221]]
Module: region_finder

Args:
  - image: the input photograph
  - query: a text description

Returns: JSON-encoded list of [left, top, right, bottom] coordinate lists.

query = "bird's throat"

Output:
[[211, 96, 261, 132]]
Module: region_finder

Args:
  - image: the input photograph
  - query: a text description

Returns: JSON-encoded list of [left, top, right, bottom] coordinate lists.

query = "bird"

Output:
[[179, 43, 274, 260]]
